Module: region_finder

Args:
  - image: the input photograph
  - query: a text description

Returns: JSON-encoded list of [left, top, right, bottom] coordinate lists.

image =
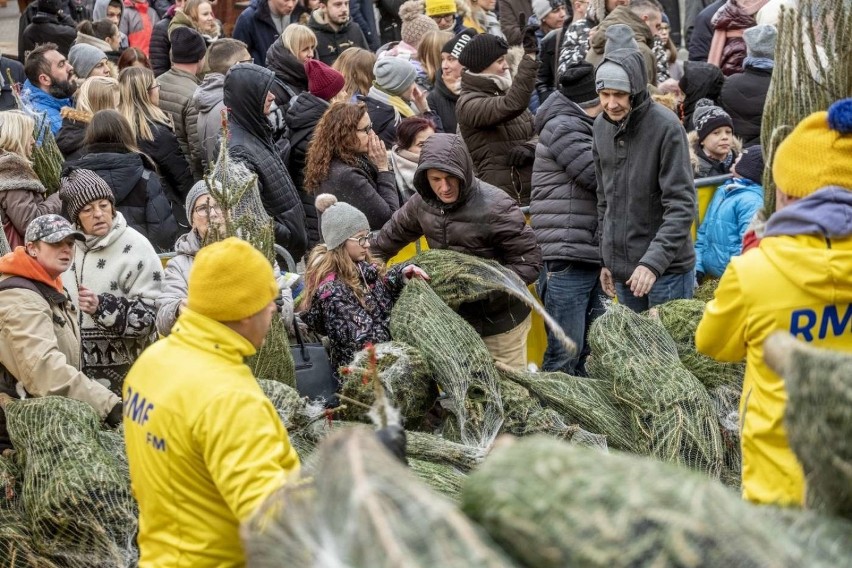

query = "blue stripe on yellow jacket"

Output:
[[694, 177, 763, 277], [696, 187, 852, 506], [123, 307, 300, 567]]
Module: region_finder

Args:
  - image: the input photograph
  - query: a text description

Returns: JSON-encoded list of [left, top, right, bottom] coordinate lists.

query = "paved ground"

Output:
[[0, 1, 21, 60]]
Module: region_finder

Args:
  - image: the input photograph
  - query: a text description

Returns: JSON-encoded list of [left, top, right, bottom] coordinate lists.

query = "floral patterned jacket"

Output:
[[303, 262, 407, 383]]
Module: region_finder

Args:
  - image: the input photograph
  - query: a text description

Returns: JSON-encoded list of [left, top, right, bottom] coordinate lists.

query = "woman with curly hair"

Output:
[[301, 194, 427, 385], [304, 102, 400, 231], [332, 47, 377, 101]]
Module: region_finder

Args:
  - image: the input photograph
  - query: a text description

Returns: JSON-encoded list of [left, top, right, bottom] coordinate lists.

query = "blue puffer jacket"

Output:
[[23, 80, 72, 136], [695, 177, 763, 278]]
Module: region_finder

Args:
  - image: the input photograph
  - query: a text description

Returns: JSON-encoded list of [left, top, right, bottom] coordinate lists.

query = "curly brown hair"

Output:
[[304, 102, 368, 192]]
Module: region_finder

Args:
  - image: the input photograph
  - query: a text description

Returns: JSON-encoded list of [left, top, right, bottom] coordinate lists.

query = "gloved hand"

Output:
[[105, 401, 123, 428], [507, 145, 535, 167], [520, 13, 540, 56], [376, 424, 408, 465], [275, 288, 294, 330]]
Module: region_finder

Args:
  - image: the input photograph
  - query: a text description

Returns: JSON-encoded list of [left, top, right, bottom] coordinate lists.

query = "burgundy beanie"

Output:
[[305, 58, 345, 102]]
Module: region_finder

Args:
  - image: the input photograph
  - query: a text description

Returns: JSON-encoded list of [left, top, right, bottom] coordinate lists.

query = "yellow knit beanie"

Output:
[[425, 0, 456, 15], [772, 99, 852, 198], [187, 237, 278, 322]]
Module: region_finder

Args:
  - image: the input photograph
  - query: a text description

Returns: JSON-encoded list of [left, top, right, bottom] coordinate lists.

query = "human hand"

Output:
[[520, 13, 539, 56], [507, 145, 535, 167], [411, 85, 430, 114], [626, 265, 657, 297], [403, 264, 430, 281], [276, 288, 294, 326], [367, 131, 389, 171], [599, 267, 616, 298], [78, 286, 100, 315]]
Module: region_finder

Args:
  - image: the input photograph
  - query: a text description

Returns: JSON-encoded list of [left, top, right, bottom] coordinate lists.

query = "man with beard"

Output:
[[308, 0, 368, 66], [23, 43, 76, 136]]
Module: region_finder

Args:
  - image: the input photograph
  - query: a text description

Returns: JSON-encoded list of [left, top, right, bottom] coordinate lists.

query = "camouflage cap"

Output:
[[25, 214, 85, 244]]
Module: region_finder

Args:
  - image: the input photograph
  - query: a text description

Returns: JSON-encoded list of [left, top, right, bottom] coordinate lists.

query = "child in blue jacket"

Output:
[[695, 145, 765, 280]]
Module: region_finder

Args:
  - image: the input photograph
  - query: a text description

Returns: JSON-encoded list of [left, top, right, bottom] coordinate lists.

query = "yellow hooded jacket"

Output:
[[123, 308, 300, 567], [696, 231, 852, 506]]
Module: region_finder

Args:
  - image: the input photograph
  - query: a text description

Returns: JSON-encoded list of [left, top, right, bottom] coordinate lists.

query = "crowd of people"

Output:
[[1, 0, 850, 564]]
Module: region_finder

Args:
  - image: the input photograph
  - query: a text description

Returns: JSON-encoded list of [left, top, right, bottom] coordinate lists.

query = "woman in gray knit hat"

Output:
[[301, 193, 428, 385]]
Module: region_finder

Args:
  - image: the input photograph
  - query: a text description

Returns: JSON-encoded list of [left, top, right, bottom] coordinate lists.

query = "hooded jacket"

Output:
[[224, 64, 308, 260], [136, 120, 195, 228], [62, 212, 162, 396], [23, 79, 72, 136], [193, 72, 226, 172], [155, 228, 200, 336], [427, 70, 460, 135], [68, 143, 179, 252], [266, 40, 309, 109], [530, 92, 599, 264], [585, 6, 658, 87], [678, 61, 725, 131], [307, 9, 369, 66], [234, 0, 307, 65], [696, 187, 852, 506], [694, 177, 762, 277], [158, 66, 202, 180], [124, 307, 300, 567], [372, 133, 541, 337], [285, 92, 328, 248], [0, 248, 120, 449], [593, 45, 696, 282], [56, 107, 92, 161], [456, 55, 539, 206], [719, 62, 772, 147], [21, 12, 77, 57], [0, 150, 61, 242]]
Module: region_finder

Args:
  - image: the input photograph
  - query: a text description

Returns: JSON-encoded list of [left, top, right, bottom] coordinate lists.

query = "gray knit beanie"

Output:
[[69, 43, 108, 80], [373, 57, 417, 96], [59, 169, 115, 223], [744, 24, 777, 60], [315, 194, 369, 250], [595, 61, 631, 93], [186, 179, 213, 221]]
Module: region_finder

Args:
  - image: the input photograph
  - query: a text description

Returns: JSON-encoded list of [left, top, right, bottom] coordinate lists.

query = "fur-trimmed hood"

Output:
[[0, 150, 45, 194], [60, 107, 93, 124], [687, 129, 743, 176]]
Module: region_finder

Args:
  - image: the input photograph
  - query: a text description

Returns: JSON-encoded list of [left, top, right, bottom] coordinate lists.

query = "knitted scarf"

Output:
[[368, 84, 416, 118]]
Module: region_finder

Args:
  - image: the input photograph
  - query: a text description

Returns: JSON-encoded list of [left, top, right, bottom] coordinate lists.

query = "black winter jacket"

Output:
[[530, 92, 599, 264], [137, 120, 194, 228], [372, 133, 541, 337], [307, 11, 369, 66], [149, 11, 173, 76], [233, 0, 307, 65], [66, 143, 180, 252], [719, 64, 771, 148], [592, 45, 696, 281], [55, 108, 90, 161], [535, 28, 561, 104], [317, 158, 399, 231], [357, 94, 444, 149], [21, 13, 77, 57], [0, 57, 24, 112], [266, 40, 308, 109], [688, 0, 725, 62], [426, 72, 459, 134], [350, 0, 380, 50], [376, 0, 403, 44], [285, 92, 327, 248], [224, 64, 308, 259], [678, 60, 725, 132]]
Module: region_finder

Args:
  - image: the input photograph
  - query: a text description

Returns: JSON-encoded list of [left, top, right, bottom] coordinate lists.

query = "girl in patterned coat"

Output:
[[301, 194, 428, 384]]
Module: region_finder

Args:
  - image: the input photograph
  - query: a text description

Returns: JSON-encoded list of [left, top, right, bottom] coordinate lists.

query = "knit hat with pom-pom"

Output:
[[400, 0, 440, 48], [773, 98, 852, 198], [315, 194, 370, 249], [694, 98, 733, 143]]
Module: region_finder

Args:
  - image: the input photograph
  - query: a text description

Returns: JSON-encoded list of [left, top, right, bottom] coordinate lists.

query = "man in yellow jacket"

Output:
[[696, 98, 852, 506], [123, 237, 300, 567]]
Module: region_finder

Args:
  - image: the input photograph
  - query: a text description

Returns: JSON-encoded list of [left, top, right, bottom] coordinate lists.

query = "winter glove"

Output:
[[520, 13, 540, 56], [376, 424, 408, 465], [507, 145, 535, 167], [275, 287, 294, 331], [105, 401, 123, 428]]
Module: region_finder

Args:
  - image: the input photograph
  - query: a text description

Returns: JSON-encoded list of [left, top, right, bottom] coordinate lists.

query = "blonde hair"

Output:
[[76, 76, 120, 116], [0, 111, 35, 159], [301, 243, 386, 310], [118, 66, 172, 141], [332, 47, 377, 99], [281, 24, 317, 57], [417, 29, 453, 84]]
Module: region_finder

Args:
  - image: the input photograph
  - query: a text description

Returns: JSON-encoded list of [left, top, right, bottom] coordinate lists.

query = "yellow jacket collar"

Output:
[[170, 308, 257, 361]]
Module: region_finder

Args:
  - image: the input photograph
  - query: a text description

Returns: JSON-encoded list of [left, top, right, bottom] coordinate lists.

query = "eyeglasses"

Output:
[[347, 235, 369, 247], [356, 123, 373, 134], [194, 203, 223, 217], [430, 13, 455, 23], [148, 82, 160, 92]]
